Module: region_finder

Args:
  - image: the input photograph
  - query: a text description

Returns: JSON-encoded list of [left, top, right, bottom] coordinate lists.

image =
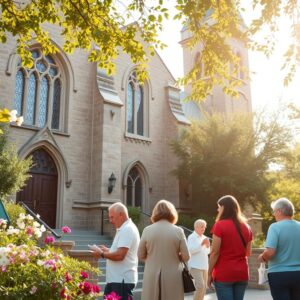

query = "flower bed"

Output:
[[0, 203, 101, 299]]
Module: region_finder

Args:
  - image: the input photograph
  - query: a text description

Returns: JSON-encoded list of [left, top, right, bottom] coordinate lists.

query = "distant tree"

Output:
[[265, 144, 300, 225], [0, 125, 31, 198], [0, 1, 299, 100], [171, 111, 292, 215]]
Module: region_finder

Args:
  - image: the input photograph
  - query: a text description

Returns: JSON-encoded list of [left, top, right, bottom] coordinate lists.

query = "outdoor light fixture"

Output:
[[108, 173, 116, 194]]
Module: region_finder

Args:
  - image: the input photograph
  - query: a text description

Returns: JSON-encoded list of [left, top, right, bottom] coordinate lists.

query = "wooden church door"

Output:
[[17, 149, 58, 228]]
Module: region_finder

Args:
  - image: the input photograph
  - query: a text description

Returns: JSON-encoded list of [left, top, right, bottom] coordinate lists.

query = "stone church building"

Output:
[[0, 22, 251, 230]]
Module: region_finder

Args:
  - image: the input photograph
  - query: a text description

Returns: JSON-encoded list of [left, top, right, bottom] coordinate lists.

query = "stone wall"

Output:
[[248, 248, 269, 290]]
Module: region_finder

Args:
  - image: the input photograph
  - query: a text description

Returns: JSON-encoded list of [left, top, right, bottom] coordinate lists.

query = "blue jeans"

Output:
[[268, 271, 300, 300], [214, 281, 248, 300]]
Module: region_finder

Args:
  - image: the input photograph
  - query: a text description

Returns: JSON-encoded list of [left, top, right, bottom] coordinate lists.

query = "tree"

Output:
[[0, 125, 32, 198], [266, 144, 300, 220], [171, 111, 292, 216], [0, 0, 299, 101]]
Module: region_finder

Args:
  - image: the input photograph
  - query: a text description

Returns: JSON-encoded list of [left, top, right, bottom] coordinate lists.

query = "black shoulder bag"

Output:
[[181, 261, 196, 293]]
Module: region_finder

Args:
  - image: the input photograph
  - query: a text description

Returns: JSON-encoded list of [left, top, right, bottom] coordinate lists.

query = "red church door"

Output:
[[17, 149, 58, 228]]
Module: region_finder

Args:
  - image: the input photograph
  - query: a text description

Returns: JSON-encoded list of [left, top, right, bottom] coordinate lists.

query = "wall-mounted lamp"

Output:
[[108, 173, 116, 194]]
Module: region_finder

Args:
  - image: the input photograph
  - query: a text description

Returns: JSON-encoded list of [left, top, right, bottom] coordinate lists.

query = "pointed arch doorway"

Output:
[[17, 148, 58, 228]]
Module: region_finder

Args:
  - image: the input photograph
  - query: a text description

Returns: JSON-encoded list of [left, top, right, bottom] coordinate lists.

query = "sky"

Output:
[[156, 4, 299, 113]]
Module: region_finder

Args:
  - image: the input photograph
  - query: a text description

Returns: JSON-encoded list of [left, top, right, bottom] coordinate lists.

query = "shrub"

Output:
[[177, 213, 215, 238], [127, 206, 141, 225], [0, 202, 101, 299]]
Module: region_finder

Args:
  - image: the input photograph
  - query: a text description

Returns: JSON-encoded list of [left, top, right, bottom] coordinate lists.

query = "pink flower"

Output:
[[65, 272, 72, 282], [92, 284, 101, 293], [44, 236, 56, 244], [104, 291, 122, 300], [30, 286, 37, 294], [79, 281, 92, 294], [60, 287, 66, 298], [44, 260, 57, 271], [26, 226, 34, 236], [80, 271, 89, 279], [61, 226, 71, 234]]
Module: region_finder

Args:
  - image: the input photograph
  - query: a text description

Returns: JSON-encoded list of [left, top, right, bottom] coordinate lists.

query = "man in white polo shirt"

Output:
[[92, 202, 140, 300]]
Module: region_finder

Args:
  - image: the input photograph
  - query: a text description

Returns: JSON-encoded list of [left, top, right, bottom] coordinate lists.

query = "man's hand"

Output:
[[201, 238, 210, 248], [99, 245, 109, 252]]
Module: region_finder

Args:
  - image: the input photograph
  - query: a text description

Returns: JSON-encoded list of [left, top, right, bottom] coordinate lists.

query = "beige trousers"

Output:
[[190, 268, 208, 300]]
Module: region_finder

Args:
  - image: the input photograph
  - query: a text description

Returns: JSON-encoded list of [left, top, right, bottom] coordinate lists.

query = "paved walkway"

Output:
[[185, 288, 272, 300]]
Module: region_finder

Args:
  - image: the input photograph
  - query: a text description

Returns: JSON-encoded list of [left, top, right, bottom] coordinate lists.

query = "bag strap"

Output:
[[233, 220, 247, 248], [181, 261, 189, 270]]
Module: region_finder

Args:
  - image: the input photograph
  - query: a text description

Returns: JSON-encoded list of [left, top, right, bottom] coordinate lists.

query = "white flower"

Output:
[[16, 220, 25, 229], [16, 116, 24, 126], [34, 228, 42, 238], [9, 110, 17, 122], [18, 213, 26, 220], [7, 227, 20, 235], [40, 225, 46, 232], [33, 221, 40, 228], [0, 247, 10, 267], [37, 260, 44, 266]]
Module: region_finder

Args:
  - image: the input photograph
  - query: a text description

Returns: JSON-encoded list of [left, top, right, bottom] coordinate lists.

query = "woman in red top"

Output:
[[208, 195, 252, 300]]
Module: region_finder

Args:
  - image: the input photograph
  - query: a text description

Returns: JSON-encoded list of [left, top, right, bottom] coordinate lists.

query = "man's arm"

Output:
[[93, 247, 129, 261], [258, 248, 276, 262]]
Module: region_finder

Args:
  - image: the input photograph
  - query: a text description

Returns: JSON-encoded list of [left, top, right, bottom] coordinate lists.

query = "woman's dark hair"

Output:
[[216, 195, 247, 224]]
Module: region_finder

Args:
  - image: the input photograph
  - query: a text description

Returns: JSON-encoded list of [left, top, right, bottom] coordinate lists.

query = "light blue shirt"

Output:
[[265, 219, 300, 273]]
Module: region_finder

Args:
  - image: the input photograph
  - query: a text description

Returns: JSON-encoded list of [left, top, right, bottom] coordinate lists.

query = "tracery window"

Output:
[[126, 167, 142, 208], [14, 49, 64, 131], [126, 71, 148, 137]]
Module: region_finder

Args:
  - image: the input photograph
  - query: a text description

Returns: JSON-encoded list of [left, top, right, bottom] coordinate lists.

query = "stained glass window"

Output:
[[127, 71, 147, 136], [127, 83, 134, 133], [14, 70, 24, 115], [136, 86, 144, 136], [38, 77, 49, 127], [25, 73, 37, 125], [14, 49, 64, 131], [51, 79, 61, 130]]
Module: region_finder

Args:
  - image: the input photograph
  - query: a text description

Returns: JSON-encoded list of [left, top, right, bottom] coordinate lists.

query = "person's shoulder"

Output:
[[188, 231, 196, 239]]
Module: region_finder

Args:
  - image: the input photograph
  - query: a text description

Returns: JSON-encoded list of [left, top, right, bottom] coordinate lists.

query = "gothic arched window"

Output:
[[126, 71, 148, 137], [126, 167, 143, 208], [14, 49, 64, 131]]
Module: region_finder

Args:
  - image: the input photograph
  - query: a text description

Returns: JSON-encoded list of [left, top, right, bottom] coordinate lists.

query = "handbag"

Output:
[[181, 261, 196, 293], [258, 262, 268, 285]]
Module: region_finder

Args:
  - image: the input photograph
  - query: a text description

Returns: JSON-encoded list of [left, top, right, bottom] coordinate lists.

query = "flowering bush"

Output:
[[104, 292, 121, 300], [0, 203, 101, 299]]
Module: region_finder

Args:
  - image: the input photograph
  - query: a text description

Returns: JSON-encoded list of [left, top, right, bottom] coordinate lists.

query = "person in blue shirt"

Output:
[[258, 197, 300, 300]]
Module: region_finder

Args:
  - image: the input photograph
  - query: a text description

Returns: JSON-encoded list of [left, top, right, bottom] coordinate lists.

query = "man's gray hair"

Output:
[[271, 197, 294, 217], [194, 219, 207, 229], [109, 202, 129, 217]]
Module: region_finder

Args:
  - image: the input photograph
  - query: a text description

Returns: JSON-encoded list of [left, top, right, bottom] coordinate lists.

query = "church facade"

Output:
[[0, 23, 251, 230]]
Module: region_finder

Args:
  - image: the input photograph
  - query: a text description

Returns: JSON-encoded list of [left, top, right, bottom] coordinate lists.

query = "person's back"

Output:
[[266, 219, 300, 273], [138, 199, 190, 300], [142, 220, 184, 267]]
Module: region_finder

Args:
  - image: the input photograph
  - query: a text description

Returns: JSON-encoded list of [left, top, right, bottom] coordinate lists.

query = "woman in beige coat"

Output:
[[138, 200, 190, 300]]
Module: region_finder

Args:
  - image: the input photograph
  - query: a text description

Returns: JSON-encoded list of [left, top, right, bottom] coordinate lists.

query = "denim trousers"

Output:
[[268, 271, 300, 300], [214, 281, 248, 300]]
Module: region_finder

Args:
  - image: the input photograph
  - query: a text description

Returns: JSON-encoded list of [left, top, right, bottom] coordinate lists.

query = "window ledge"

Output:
[[124, 132, 152, 144], [10, 124, 70, 137]]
